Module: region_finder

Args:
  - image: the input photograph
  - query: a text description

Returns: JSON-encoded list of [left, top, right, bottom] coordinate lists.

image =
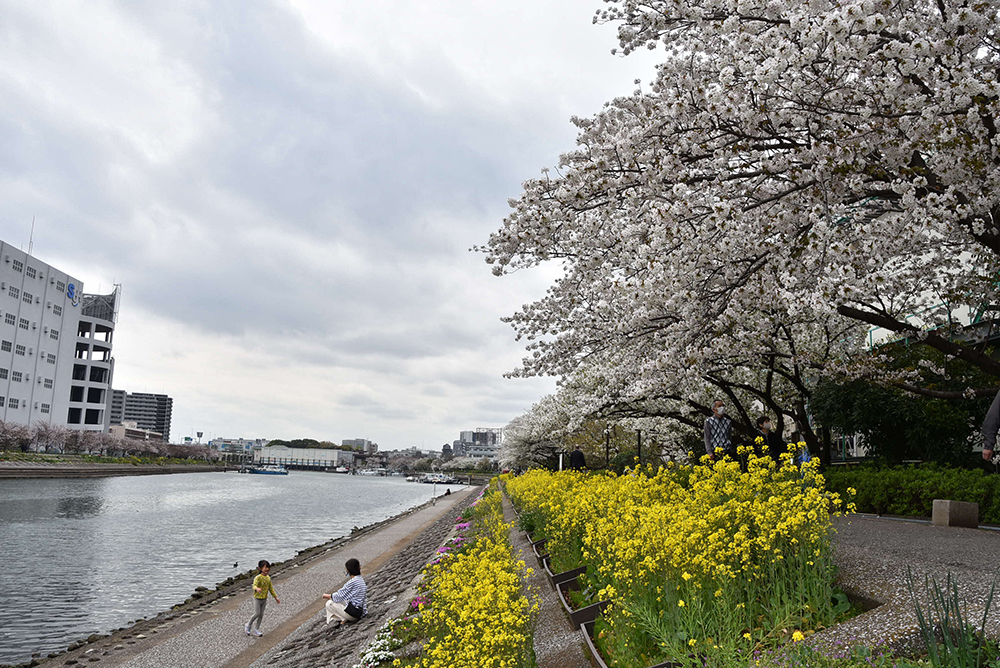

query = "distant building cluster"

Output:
[[342, 438, 378, 453], [0, 240, 176, 443], [109, 390, 173, 442], [451, 427, 503, 459]]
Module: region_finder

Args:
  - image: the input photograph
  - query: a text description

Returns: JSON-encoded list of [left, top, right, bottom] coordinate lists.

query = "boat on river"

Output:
[[248, 464, 288, 475]]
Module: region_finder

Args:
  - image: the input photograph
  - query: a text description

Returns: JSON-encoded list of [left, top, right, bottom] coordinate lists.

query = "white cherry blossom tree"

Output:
[[485, 0, 1000, 455]]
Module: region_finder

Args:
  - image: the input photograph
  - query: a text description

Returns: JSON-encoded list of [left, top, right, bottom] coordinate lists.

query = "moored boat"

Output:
[[249, 464, 288, 475]]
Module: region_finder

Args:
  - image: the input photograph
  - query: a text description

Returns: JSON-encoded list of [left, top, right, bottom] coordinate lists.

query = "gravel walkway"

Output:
[[501, 495, 594, 668], [820, 514, 1000, 655]]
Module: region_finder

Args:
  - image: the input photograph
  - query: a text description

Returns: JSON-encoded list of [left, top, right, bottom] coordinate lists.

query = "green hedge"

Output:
[[825, 464, 1000, 524]]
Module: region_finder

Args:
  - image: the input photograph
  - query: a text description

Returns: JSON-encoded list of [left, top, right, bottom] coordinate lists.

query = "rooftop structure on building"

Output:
[[0, 240, 118, 432]]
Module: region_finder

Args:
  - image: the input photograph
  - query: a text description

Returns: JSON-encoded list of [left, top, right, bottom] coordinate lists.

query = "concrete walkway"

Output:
[[51, 488, 474, 668]]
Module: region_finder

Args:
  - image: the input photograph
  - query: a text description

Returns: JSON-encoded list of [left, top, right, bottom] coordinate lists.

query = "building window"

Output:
[[8, 398, 18, 409], [25, 266, 36, 279], [46, 353, 56, 364], [56, 281, 65, 292], [8, 286, 18, 299], [11, 260, 22, 273], [11, 371, 21, 382], [40, 403, 50, 414], [50, 329, 59, 340], [43, 378, 52, 388], [15, 345, 25, 356], [22, 292, 32, 304], [0, 369, 7, 380], [3, 314, 13, 326], [1, 341, 10, 353], [18, 318, 28, 330], [53, 305, 62, 316]]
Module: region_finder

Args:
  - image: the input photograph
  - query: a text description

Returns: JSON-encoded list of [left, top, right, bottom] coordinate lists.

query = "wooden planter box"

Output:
[[557, 576, 610, 627], [542, 556, 587, 588], [580, 621, 679, 668]]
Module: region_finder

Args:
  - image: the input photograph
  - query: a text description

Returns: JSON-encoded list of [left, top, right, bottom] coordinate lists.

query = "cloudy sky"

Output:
[[0, 0, 658, 449]]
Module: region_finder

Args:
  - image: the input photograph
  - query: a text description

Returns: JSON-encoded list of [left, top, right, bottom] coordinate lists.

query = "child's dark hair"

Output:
[[258, 560, 271, 570], [345, 558, 361, 576]]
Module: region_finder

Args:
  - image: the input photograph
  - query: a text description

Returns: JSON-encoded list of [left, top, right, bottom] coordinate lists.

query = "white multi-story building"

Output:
[[255, 445, 355, 469], [209, 437, 269, 453], [0, 241, 117, 432]]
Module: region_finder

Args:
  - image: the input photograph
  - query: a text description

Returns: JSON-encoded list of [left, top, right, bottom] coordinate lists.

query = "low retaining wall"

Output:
[[0, 463, 224, 479]]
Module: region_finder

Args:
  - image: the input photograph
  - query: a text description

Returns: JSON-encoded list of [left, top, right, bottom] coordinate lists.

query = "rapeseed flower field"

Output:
[[395, 481, 538, 668], [506, 450, 851, 667]]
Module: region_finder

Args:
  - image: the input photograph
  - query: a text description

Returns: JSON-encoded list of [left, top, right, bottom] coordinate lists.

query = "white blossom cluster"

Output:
[[351, 618, 407, 668], [484, 0, 1000, 452]]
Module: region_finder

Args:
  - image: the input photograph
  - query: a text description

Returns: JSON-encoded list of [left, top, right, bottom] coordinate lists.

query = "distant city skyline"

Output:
[[0, 1, 659, 449]]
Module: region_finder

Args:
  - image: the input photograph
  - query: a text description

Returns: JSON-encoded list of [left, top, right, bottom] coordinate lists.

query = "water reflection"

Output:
[[56, 494, 104, 519], [0, 472, 436, 665]]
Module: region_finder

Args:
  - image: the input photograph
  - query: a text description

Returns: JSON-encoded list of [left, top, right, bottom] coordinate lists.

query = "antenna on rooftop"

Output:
[[27, 216, 35, 256]]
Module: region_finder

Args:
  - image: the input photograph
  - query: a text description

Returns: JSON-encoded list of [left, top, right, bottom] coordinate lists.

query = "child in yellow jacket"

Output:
[[245, 560, 281, 636]]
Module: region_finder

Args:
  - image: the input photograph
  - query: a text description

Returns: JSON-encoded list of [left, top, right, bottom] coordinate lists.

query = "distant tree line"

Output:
[[0, 420, 218, 461], [267, 438, 365, 451]]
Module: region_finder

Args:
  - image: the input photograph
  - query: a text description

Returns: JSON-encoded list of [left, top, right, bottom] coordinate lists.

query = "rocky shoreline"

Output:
[[8, 493, 471, 668]]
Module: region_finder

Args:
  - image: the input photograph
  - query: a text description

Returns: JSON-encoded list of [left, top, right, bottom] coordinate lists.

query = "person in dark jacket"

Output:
[[982, 390, 1000, 461], [756, 416, 785, 465], [569, 446, 587, 470]]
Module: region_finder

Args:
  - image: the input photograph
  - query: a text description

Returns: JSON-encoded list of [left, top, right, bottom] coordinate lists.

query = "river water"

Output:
[[0, 471, 444, 665]]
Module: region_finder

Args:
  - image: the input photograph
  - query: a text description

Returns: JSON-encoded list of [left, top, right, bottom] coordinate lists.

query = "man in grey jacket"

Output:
[[704, 399, 734, 460], [983, 390, 1000, 461]]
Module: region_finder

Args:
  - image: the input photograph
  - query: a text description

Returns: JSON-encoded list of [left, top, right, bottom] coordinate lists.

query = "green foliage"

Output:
[[812, 379, 988, 465], [813, 343, 996, 465], [906, 570, 1000, 668], [825, 464, 1000, 523], [266, 438, 322, 448]]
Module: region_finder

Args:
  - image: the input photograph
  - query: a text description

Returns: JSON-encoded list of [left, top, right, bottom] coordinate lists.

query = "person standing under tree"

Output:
[[756, 416, 785, 465], [704, 399, 734, 461]]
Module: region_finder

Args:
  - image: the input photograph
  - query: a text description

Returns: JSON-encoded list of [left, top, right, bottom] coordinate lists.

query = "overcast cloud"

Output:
[[0, 0, 657, 449]]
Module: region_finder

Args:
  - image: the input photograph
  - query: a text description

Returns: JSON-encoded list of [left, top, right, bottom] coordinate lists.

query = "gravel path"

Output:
[[821, 514, 1000, 655]]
